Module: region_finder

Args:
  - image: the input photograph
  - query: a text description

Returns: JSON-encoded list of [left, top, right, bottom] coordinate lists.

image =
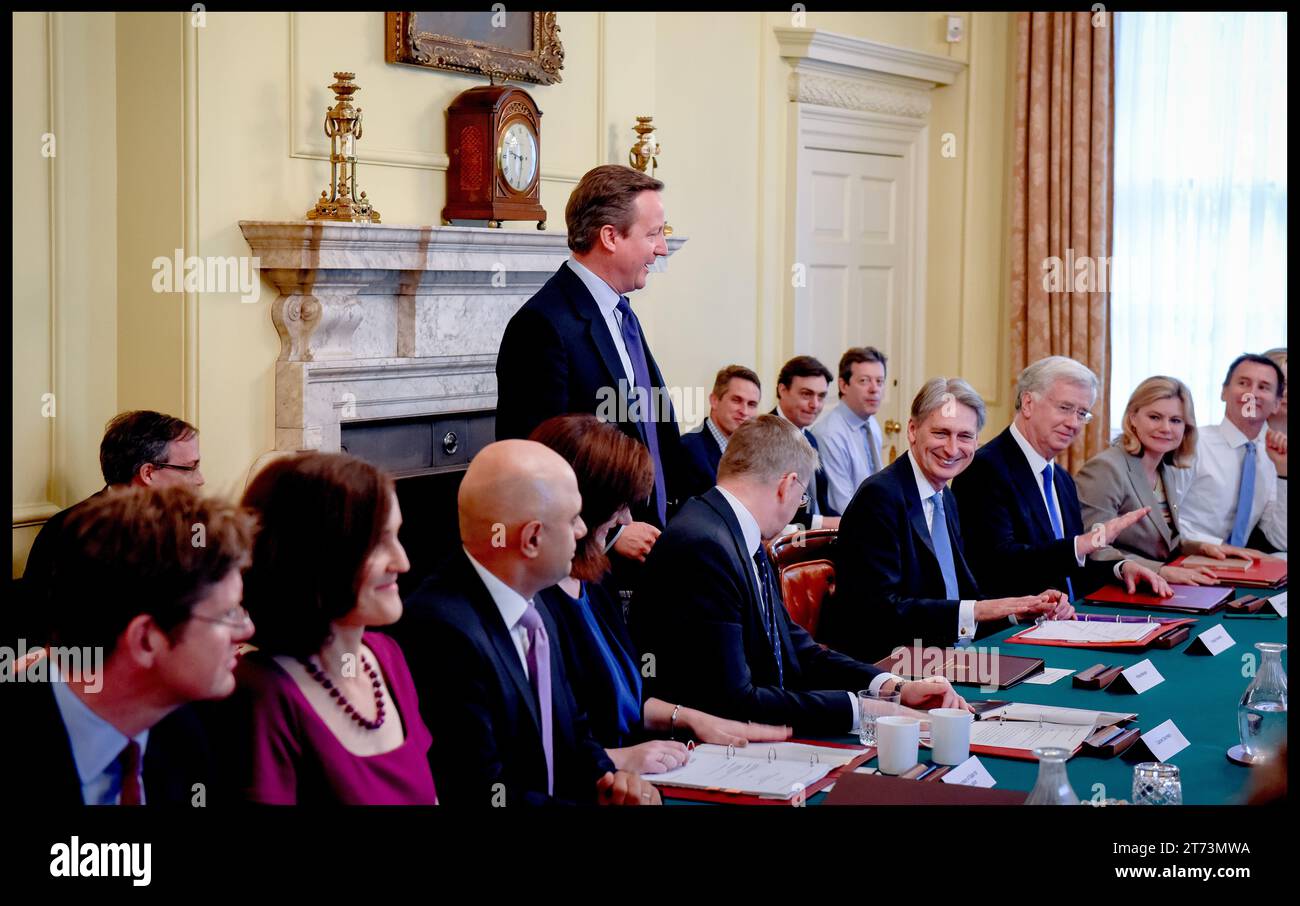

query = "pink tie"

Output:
[[518, 603, 554, 796]]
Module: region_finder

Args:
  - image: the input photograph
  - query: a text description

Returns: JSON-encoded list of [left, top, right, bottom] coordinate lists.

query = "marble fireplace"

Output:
[[239, 220, 685, 590]]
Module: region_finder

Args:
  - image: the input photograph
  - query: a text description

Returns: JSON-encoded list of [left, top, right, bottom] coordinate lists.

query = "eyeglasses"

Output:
[[151, 461, 201, 472], [1051, 401, 1094, 424], [190, 606, 252, 630], [789, 475, 810, 509]]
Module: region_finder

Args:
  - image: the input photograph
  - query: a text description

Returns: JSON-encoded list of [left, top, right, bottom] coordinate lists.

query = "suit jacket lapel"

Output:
[[943, 487, 981, 595], [459, 552, 541, 731], [702, 489, 764, 614], [1125, 453, 1175, 550], [900, 456, 938, 560], [1002, 430, 1057, 541]]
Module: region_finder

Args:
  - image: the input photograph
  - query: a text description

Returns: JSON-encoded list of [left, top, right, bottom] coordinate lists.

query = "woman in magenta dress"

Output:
[[222, 452, 437, 805]]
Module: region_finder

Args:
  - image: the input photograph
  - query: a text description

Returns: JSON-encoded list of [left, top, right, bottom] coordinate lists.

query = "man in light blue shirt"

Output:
[[9, 486, 255, 806], [814, 347, 888, 513]]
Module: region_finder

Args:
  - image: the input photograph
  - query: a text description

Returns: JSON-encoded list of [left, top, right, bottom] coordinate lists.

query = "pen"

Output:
[[914, 764, 940, 781], [1224, 613, 1281, 620]]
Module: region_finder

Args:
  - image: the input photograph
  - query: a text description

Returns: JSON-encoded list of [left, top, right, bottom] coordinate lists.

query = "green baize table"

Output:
[[668, 586, 1286, 805]]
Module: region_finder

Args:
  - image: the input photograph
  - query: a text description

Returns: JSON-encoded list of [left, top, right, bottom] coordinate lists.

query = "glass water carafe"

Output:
[[1025, 746, 1079, 805], [1238, 642, 1287, 763]]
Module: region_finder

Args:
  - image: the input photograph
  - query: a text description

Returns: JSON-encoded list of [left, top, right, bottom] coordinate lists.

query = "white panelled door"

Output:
[[794, 145, 912, 461]]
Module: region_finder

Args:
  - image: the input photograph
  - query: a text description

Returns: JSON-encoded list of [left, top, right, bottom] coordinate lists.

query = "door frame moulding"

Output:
[[776, 27, 965, 407]]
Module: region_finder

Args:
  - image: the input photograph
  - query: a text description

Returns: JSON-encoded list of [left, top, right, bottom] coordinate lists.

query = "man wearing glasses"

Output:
[[953, 356, 1171, 602], [20, 411, 205, 644], [7, 486, 255, 806]]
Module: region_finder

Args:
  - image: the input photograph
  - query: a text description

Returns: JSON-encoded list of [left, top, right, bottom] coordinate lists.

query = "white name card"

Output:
[[1140, 719, 1190, 762], [940, 755, 996, 788], [1195, 624, 1236, 656], [1121, 658, 1165, 694], [1268, 592, 1287, 617]]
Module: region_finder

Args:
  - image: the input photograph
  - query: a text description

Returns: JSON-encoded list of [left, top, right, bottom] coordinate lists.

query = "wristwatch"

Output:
[[890, 678, 908, 698]]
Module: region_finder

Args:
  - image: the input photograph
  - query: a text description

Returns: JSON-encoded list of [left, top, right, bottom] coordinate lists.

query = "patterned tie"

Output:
[[1041, 464, 1076, 602], [864, 422, 881, 474], [119, 740, 143, 806], [518, 603, 554, 796], [615, 297, 668, 525], [751, 549, 785, 688], [803, 430, 821, 516], [1228, 441, 1257, 546]]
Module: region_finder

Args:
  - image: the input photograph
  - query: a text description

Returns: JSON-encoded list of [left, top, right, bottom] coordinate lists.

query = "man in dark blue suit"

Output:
[[6, 486, 255, 807], [772, 355, 841, 530], [953, 356, 1172, 601], [821, 378, 1072, 662], [391, 440, 661, 806], [632, 415, 965, 736], [680, 364, 761, 498], [496, 165, 682, 568]]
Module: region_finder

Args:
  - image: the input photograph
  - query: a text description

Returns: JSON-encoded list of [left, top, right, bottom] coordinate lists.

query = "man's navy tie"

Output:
[[751, 548, 785, 688], [615, 296, 668, 525]]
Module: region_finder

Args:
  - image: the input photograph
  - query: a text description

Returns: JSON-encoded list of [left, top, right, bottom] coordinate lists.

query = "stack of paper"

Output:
[[1020, 620, 1158, 643], [643, 742, 855, 799]]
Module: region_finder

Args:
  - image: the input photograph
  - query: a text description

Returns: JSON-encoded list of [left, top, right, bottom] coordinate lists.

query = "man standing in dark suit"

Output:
[[772, 355, 840, 530], [5, 486, 255, 806], [391, 440, 660, 806], [496, 165, 681, 567], [679, 364, 761, 498], [632, 415, 965, 736], [953, 356, 1171, 601], [821, 378, 1072, 662]]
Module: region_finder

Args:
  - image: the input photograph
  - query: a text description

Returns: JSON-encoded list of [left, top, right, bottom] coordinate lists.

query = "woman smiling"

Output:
[[1076, 376, 1260, 585]]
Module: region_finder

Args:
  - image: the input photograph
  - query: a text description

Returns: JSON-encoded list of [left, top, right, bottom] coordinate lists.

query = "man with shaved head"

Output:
[[389, 440, 661, 806]]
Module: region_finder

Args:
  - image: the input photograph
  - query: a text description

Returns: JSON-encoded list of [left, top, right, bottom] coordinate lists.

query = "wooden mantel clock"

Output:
[[442, 84, 547, 229]]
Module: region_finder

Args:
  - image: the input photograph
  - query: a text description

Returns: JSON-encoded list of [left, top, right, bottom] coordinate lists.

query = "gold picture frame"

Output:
[[385, 12, 564, 85]]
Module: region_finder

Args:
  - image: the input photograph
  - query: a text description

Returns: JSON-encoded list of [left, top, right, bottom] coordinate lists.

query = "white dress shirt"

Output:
[[773, 406, 824, 531], [905, 452, 978, 642], [464, 547, 537, 678], [714, 486, 899, 731], [813, 402, 885, 514], [566, 257, 635, 389], [49, 660, 150, 805], [1178, 420, 1287, 550], [1009, 422, 1128, 581]]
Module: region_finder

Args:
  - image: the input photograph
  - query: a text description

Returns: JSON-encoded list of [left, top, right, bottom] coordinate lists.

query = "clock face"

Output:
[[498, 121, 538, 192]]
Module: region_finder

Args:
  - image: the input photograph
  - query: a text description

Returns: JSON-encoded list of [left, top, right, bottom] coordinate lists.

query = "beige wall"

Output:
[[12, 13, 120, 575], [11, 10, 1016, 572]]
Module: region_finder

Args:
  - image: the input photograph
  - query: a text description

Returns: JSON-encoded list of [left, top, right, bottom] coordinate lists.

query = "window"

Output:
[[1110, 12, 1286, 437]]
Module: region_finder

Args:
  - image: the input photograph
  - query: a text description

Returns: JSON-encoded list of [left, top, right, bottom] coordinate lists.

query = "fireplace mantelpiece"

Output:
[[238, 221, 687, 458]]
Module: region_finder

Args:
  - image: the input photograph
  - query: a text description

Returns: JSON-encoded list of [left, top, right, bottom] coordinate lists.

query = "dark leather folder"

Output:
[[873, 647, 1045, 689], [823, 771, 1027, 805]]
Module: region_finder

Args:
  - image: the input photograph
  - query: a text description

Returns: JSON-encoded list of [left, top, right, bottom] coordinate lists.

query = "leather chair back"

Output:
[[767, 529, 837, 637]]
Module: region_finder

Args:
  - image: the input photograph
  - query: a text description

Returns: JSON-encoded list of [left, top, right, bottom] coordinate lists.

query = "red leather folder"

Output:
[[1005, 617, 1197, 650], [1168, 555, 1287, 588], [655, 739, 873, 806], [1084, 583, 1234, 613]]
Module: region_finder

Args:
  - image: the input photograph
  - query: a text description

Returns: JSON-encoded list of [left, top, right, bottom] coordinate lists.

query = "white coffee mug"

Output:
[[876, 715, 921, 775], [929, 707, 973, 765]]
